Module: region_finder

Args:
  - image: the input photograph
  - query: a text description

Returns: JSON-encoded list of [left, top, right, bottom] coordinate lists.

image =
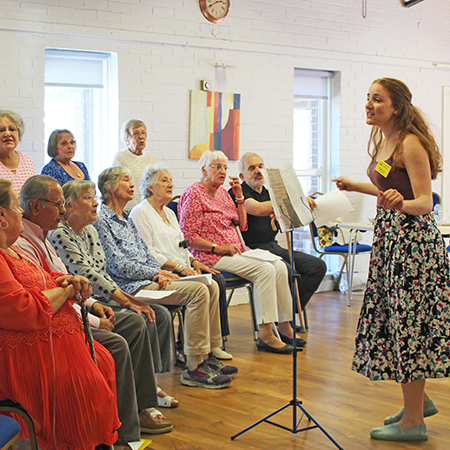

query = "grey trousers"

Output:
[[92, 311, 158, 444], [110, 302, 173, 373]]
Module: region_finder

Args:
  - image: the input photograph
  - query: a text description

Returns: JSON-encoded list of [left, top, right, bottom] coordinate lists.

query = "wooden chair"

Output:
[[0, 401, 38, 450]]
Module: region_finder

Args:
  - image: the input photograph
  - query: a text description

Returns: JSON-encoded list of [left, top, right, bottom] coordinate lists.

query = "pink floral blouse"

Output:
[[178, 182, 247, 267]]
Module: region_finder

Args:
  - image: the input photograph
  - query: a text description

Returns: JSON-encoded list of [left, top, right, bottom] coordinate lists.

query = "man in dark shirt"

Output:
[[234, 152, 326, 311]]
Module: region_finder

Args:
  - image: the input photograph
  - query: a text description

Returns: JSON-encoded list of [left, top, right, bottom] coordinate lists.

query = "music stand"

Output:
[[231, 207, 343, 449]]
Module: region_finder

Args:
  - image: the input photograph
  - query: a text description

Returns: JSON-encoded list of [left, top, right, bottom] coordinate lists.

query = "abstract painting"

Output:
[[189, 89, 240, 160]]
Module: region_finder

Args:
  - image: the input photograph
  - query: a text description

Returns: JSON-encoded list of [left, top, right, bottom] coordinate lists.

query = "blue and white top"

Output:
[[41, 158, 91, 186], [93, 203, 160, 293]]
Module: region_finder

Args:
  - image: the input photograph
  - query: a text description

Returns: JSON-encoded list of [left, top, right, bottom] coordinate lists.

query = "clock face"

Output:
[[199, 0, 230, 23]]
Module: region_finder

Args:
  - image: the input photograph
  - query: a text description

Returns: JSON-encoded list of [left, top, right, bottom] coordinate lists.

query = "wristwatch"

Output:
[[211, 243, 217, 253]]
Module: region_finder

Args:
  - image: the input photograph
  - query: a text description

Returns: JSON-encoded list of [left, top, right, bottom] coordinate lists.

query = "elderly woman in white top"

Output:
[[130, 163, 232, 360], [112, 119, 156, 210]]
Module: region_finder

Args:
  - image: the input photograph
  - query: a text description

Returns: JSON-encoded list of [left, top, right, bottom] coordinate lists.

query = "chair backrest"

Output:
[[166, 195, 180, 218], [432, 192, 441, 208]]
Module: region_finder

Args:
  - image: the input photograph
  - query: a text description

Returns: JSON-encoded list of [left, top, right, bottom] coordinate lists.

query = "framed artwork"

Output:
[[189, 89, 240, 160]]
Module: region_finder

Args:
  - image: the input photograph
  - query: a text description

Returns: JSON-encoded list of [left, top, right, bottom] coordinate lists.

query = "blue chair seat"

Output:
[[220, 271, 251, 288], [0, 414, 20, 450], [323, 244, 372, 253]]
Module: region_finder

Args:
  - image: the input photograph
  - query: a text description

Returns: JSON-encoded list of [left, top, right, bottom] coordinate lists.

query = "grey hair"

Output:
[[98, 166, 132, 202], [19, 175, 59, 214], [120, 119, 146, 145], [63, 180, 96, 207], [47, 129, 74, 158], [140, 163, 170, 200], [238, 152, 262, 174], [199, 150, 228, 177], [0, 110, 25, 141], [0, 179, 13, 208]]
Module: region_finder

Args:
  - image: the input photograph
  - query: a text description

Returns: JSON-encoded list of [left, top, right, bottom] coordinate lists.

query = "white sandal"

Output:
[[157, 386, 179, 408]]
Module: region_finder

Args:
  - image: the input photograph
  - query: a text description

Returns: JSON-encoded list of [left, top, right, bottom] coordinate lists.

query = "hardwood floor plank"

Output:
[[150, 291, 449, 450]]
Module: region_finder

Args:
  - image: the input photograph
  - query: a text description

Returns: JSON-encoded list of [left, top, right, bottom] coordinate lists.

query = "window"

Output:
[[44, 49, 118, 182], [292, 69, 339, 272]]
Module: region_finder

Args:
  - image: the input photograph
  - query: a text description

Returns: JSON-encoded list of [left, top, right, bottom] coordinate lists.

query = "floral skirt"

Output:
[[352, 209, 450, 382]]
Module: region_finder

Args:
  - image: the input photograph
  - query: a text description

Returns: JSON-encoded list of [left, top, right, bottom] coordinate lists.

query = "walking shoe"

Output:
[[181, 361, 232, 389], [138, 409, 173, 434], [384, 399, 438, 425], [205, 353, 238, 377], [370, 423, 428, 441]]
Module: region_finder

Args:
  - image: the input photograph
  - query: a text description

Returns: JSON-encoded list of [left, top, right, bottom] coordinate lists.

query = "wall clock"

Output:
[[199, 0, 230, 23], [401, 0, 425, 7]]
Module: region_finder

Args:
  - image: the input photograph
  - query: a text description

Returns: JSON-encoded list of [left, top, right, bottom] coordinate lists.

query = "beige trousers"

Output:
[[134, 280, 222, 356]]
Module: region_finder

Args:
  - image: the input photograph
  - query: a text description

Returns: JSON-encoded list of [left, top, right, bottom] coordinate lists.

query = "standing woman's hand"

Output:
[[332, 176, 356, 192], [378, 189, 404, 211]]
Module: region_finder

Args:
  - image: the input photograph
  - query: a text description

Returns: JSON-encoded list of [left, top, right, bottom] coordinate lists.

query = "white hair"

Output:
[[198, 150, 228, 177]]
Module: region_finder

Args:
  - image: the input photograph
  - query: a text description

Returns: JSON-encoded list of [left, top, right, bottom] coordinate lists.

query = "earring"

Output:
[[0, 219, 9, 230]]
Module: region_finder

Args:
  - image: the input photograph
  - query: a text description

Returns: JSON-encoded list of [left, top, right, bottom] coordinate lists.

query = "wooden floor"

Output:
[[149, 291, 450, 450]]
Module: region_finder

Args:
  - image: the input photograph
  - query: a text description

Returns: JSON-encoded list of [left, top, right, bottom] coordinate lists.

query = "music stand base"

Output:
[[231, 398, 343, 449]]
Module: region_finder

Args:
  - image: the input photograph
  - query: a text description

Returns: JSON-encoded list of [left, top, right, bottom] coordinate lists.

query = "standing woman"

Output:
[[41, 129, 91, 186], [0, 110, 36, 194], [112, 119, 155, 210], [334, 78, 450, 442]]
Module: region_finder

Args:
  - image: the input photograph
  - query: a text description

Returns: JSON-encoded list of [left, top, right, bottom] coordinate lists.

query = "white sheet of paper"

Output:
[[134, 290, 177, 300], [262, 165, 314, 232], [312, 189, 354, 228], [241, 249, 283, 262], [172, 273, 212, 285]]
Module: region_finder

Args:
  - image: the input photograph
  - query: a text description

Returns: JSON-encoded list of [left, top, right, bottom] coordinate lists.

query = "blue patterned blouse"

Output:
[[41, 158, 91, 186], [93, 203, 159, 293]]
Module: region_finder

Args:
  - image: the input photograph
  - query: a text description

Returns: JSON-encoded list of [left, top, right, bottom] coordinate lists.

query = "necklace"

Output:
[[56, 160, 83, 179]]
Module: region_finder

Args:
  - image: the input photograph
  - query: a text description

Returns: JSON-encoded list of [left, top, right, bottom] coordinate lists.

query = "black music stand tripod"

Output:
[[231, 210, 343, 449]]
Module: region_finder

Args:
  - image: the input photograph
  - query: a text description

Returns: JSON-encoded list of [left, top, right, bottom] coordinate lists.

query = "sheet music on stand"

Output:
[[261, 164, 315, 232]]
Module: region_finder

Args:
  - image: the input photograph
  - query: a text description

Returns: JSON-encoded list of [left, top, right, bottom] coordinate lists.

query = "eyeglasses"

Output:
[[209, 164, 228, 171], [39, 199, 65, 209], [79, 194, 98, 202], [58, 139, 76, 147]]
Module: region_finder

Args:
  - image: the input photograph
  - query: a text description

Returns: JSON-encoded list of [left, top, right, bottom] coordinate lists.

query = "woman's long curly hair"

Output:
[[367, 77, 442, 180]]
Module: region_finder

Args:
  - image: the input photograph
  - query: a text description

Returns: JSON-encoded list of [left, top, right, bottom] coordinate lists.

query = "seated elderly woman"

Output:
[[178, 150, 296, 354], [41, 129, 91, 186], [112, 119, 156, 210], [46, 178, 175, 426], [0, 179, 120, 449], [93, 166, 237, 389], [130, 163, 232, 360], [0, 110, 36, 194]]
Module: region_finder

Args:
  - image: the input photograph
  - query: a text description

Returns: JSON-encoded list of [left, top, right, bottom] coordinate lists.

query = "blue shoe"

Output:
[[384, 399, 438, 425], [370, 423, 428, 441]]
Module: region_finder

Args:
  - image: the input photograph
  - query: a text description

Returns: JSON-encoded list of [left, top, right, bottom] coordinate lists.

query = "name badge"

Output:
[[375, 160, 392, 178]]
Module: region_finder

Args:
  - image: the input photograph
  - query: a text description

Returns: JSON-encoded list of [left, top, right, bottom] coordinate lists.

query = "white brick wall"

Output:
[[1, 0, 450, 276]]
